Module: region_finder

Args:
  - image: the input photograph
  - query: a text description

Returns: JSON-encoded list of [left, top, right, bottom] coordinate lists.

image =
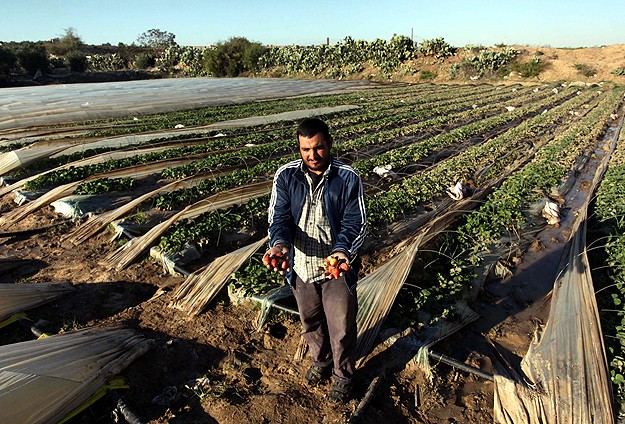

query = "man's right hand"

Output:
[[262, 244, 290, 275]]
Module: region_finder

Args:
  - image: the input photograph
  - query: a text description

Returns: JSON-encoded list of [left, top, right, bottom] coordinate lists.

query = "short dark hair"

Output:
[[296, 118, 331, 142]]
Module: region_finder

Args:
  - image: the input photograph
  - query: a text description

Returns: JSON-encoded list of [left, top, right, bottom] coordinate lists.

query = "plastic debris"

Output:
[[542, 201, 560, 225], [373, 165, 397, 180], [446, 182, 466, 201], [174, 124, 185, 129]]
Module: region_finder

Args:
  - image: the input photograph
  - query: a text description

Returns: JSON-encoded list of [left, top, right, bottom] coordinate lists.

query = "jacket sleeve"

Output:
[[332, 172, 367, 259], [267, 167, 294, 248]]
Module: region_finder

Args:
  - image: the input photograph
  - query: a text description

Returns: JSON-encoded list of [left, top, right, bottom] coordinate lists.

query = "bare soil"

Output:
[[1, 45, 623, 423]]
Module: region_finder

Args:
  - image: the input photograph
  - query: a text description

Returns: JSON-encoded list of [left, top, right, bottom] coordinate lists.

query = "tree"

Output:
[[48, 27, 83, 56], [137, 29, 177, 49], [0, 46, 17, 82], [16, 42, 48, 75], [203, 37, 266, 77]]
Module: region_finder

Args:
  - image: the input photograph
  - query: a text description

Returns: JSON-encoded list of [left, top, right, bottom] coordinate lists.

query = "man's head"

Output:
[[297, 118, 332, 175]]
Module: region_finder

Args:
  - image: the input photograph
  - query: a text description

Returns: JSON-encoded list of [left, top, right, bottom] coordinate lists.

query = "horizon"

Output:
[[1, 0, 624, 49]]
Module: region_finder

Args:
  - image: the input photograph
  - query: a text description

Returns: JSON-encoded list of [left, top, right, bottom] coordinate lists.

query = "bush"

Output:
[[611, 67, 625, 76], [64, 50, 87, 72], [203, 37, 266, 77], [15, 42, 48, 75], [420, 70, 436, 80], [575, 63, 596, 77], [0, 46, 17, 82], [87, 53, 127, 71], [389, 34, 416, 61], [515, 55, 546, 78], [461, 47, 520, 78], [134, 53, 155, 69], [419, 37, 456, 59]]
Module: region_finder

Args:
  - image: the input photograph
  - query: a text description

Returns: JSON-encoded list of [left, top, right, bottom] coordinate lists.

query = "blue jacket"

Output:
[[268, 158, 368, 292]]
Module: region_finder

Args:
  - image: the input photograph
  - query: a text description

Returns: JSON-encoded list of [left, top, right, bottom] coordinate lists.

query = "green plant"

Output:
[[325, 68, 344, 79], [515, 55, 546, 78], [448, 63, 460, 78], [15, 42, 48, 75], [203, 37, 266, 77], [575, 63, 597, 77], [420, 70, 436, 80], [461, 47, 520, 78], [611, 67, 625, 76], [87, 53, 127, 71], [230, 253, 285, 297], [137, 28, 177, 49], [48, 27, 83, 56], [75, 177, 136, 195], [134, 53, 155, 70], [64, 50, 87, 72], [418, 37, 456, 59], [0, 46, 17, 81]]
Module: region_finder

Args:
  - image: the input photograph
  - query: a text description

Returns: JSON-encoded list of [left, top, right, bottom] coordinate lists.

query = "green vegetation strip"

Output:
[[592, 125, 625, 404]]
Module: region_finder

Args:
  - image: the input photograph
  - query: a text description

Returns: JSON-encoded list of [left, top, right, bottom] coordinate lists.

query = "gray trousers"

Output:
[[292, 274, 358, 382]]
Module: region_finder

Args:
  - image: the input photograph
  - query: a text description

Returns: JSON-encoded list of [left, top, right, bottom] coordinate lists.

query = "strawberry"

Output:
[[271, 258, 280, 269]]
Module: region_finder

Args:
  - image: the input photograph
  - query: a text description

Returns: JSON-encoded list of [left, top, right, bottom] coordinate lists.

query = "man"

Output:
[[264, 118, 367, 403]]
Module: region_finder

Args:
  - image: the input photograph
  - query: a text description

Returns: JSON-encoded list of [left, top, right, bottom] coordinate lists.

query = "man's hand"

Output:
[[323, 251, 350, 279], [263, 244, 290, 275]]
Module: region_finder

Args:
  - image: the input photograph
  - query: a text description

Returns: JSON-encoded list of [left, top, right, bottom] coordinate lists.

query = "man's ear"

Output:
[[327, 136, 333, 149]]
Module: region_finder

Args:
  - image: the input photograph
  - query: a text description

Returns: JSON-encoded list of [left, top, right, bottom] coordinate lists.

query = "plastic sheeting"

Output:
[[493, 209, 614, 423], [106, 180, 272, 270], [169, 236, 269, 315], [0, 78, 370, 130], [0, 283, 75, 322], [355, 236, 422, 366], [0, 326, 151, 424], [492, 115, 622, 424]]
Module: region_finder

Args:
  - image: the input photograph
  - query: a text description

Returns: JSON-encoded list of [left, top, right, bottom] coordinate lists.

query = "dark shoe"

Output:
[[305, 365, 331, 386], [328, 380, 352, 403]]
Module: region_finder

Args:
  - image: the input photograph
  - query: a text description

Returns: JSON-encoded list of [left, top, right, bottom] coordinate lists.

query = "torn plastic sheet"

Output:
[[493, 212, 614, 423], [492, 114, 622, 424]]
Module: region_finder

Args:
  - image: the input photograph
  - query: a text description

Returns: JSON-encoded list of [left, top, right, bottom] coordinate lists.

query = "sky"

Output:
[[1, 0, 623, 48]]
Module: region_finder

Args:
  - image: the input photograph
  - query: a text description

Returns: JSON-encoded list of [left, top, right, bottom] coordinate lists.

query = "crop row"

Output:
[[591, 124, 625, 404], [153, 86, 553, 210], [382, 86, 621, 321], [364, 86, 602, 229], [154, 87, 606, 256], [459, 87, 622, 254], [57, 83, 469, 139], [20, 85, 502, 189], [353, 86, 580, 179], [122, 85, 579, 251]]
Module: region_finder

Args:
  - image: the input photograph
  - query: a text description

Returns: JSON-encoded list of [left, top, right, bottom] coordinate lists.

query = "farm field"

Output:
[[0, 77, 623, 424]]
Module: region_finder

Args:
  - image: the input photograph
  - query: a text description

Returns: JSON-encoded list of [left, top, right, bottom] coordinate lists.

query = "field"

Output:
[[0, 75, 624, 424]]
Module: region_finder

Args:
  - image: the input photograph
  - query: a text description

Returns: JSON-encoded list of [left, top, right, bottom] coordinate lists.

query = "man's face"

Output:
[[298, 133, 331, 175]]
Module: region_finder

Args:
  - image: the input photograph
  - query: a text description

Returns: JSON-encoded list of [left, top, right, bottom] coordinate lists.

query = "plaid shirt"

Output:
[[292, 165, 333, 283]]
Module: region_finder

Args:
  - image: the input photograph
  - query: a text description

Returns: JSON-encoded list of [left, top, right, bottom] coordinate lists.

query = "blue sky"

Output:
[[1, 0, 623, 48]]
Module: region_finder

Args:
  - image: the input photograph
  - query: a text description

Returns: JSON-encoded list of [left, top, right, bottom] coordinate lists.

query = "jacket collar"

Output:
[[297, 157, 336, 180]]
